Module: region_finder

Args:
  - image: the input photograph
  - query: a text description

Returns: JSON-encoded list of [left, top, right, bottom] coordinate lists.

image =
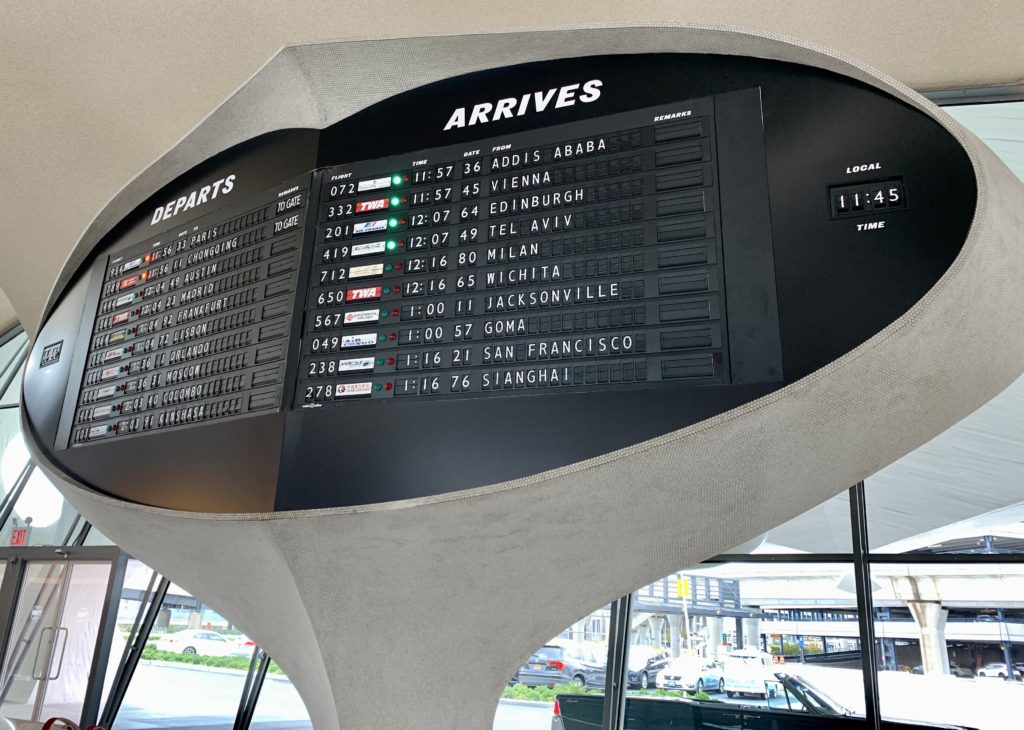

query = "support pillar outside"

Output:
[[706, 616, 723, 661], [907, 601, 949, 675], [741, 618, 761, 652]]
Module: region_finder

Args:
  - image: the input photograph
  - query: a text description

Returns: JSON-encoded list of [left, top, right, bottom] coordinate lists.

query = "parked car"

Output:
[[977, 662, 1021, 679], [554, 672, 978, 730], [722, 650, 778, 698], [229, 634, 257, 658], [516, 640, 606, 688], [155, 629, 234, 657], [626, 646, 669, 689], [911, 662, 974, 678], [654, 656, 723, 693]]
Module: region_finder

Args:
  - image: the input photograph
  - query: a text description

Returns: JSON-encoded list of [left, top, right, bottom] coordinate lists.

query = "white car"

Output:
[[977, 662, 1021, 679], [722, 650, 778, 699], [655, 656, 724, 693], [229, 634, 258, 657], [155, 629, 234, 657]]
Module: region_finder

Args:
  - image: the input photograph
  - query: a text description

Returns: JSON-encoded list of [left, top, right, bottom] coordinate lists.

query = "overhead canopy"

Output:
[[0, 1, 1022, 335]]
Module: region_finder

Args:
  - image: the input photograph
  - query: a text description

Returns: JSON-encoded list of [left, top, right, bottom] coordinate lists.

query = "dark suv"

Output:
[[516, 641, 607, 688]]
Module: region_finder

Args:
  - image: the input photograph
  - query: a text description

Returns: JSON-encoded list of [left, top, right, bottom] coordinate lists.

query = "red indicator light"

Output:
[[140, 271, 149, 281], [391, 286, 401, 294], [390, 309, 399, 317], [388, 332, 397, 341], [385, 382, 393, 391], [387, 357, 395, 365], [401, 197, 408, 204], [398, 241, 405, 249], [395, 263, 403, 271], [144, 254, 152, 263]]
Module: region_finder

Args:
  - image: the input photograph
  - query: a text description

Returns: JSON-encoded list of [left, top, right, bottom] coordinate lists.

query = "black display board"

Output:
[[297, 91, 780, 409], [23, 54, 976, 513]]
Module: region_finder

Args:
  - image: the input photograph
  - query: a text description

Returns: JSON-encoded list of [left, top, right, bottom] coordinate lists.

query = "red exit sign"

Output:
[[9, 528, 28, 546]]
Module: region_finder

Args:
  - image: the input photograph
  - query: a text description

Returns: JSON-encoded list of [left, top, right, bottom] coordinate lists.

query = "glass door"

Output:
[[0, 560, 112, 722]]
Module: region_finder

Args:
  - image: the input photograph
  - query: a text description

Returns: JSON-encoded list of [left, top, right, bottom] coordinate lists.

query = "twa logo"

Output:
[[355, 198, 390, 213], [345, 286, 382, 302]]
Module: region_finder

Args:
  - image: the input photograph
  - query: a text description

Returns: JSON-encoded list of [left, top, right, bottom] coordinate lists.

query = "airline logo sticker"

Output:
[[94, 385, 118, 400], [341, 333, 377, 349], [345, 286, 382, 302], [344, 309, 380, 325], [335, 382, 373, 397], [351, 240, 386, 257], [111, 311, 133, 325], [336, 357, 375, 372], [353, 219, 388, 235], [348, 263, 384, 279], [114, 293, 137, 308], [357, 176, 392, 192], [354, 198, 390, 214], [122, 257, 143, 272], [102, 348, 129, 363]]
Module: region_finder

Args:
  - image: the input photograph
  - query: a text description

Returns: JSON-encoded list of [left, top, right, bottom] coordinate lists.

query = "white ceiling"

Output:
[[0, 1, 1022, 334]]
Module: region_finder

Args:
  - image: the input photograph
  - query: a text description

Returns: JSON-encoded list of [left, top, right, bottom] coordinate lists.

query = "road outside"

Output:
[[108, 661, 1024, 730], [116, 662, 310, 729]]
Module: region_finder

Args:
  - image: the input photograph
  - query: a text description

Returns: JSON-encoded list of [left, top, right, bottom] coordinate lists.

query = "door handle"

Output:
[[49, 627, 69, 680], [32, 627, 54, 681]]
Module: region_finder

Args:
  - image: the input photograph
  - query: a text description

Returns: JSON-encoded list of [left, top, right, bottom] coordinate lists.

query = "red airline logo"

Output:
[[354, 198, 390, 213], [345, 286, 383, 302]]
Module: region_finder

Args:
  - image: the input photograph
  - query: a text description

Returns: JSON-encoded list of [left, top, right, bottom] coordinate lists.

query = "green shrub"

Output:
[[141, 647, 284, 674], [501, 683, 602, 702], [501, 679, 724, 704]]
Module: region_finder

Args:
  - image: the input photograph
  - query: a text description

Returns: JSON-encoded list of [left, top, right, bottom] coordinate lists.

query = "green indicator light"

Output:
[[388, 218, 399, 228], [390, 196, 401, 206], [378, 335, 386, 342], [374, 383, 383, 392], [391, 175, 402, 185], [385, 264, 393, 272], [381, 310, 389, 318], [376, 358, 385, 366], [385, 240, 397, 251]]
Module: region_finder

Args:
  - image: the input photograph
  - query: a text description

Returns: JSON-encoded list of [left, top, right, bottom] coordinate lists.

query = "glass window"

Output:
[[0, 468, 80, 546], [873, 563, 1023, 730], [1, 419, 30, 495], [118, 580, 251, 728], [249, 671, 312, 729], [82, 527, 114, 546], [0, 360, 26, 406], [625, 562, 865, 722], [0, 330, 28, 382], [493, 605, 610, 730]]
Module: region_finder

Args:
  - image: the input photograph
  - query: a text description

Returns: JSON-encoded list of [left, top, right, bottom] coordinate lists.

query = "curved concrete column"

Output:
[[25, 25, 1024, 730]]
